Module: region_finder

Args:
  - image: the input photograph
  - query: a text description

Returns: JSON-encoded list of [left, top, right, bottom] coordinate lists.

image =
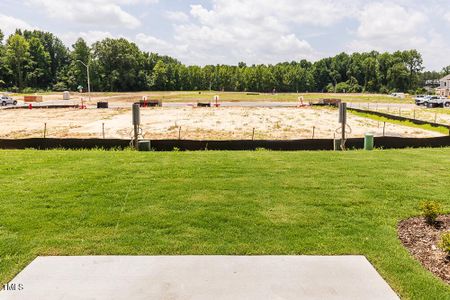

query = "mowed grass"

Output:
[[0, 149, 449, 299], [350, 110, 450, 135]]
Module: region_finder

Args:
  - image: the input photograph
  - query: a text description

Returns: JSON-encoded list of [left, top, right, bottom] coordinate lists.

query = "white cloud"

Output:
[[189, 0, 357, 27], [170, 0, 449, 69], [61, 31, 116, 48], [135, 33, 176, 54], [109, 0, 158, 4], [164, 0, 333, 65], [0, 14, 37, 37], [164, 11, 189, 23], [348, 2, 450, 70], [28, 0, 145, 29], [445, 12, 450, 22], [351, 2, 426, 48], [3, 0, 450, 70], [416, 31, 450, 71]]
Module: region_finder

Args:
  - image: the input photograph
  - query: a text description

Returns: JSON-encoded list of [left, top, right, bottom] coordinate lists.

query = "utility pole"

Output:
[[77, 60, 91, 102]]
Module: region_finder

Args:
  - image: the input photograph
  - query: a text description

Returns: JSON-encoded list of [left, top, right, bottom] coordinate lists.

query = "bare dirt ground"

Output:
[[0, 106, 442, 140], [6, 91, 411, 104]]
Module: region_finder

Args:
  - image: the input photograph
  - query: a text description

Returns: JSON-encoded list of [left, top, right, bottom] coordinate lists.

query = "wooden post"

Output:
[[102, 123, 105, 139], [252, 128, 255, 141], [312, 126, 315, 139], [383, 122, 386, 137], [178, 126, 182, 140], [43, 123, 47, 138]]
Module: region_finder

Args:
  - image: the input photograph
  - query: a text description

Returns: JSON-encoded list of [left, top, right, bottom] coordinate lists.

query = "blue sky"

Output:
[[1, 0, 450, 70]]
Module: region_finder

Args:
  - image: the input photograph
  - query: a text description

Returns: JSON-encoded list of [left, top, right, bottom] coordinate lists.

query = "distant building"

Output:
[[425, 79, 440, 87], [437, 75, 450, 97]]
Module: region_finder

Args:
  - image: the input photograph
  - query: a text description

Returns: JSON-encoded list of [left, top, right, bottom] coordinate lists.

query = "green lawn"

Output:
[[0, 149, 449, 299], [350, 110, 450, 135]]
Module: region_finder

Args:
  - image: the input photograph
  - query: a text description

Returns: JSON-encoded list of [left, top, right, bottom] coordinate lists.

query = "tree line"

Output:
[[0, 29, 449, 94]]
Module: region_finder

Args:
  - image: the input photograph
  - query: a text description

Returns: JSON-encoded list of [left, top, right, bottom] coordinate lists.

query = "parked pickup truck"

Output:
[[426, 96, 450, 108], [0, 95, 17, 106], [416, 95, 443, 107], [415, 95, 431, 106]]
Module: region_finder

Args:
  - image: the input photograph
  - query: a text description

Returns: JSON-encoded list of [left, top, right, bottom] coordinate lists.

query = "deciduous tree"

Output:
[[6, 34, 30, 90]]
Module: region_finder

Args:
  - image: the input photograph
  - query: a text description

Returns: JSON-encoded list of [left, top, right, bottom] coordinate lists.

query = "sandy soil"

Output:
[[9, 91, 200, 104], [7, 91, 407, 104], [0, 108, 127, 139], [0, 107, 442, 140]]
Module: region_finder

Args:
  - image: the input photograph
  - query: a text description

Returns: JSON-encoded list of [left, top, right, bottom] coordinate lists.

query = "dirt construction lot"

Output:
[[0, 106, 442, 140], [4, 91, 414, 104]]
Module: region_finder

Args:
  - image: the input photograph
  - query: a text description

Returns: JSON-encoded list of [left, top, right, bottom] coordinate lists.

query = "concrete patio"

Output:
[[0, 256, 399, 300]]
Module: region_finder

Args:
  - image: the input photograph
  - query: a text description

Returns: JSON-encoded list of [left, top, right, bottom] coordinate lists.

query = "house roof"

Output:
[[441, 74, 450, 81]]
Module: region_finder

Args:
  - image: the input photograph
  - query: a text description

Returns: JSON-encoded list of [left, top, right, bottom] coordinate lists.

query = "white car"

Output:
[[415, 95, 430, 106], [390, 93, 406, 99], [427, 96, 450, 108], [418, 96, 441, 107], [1, 95, 18, 106]]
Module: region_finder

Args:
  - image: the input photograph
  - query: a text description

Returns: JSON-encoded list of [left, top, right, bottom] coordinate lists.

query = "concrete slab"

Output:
[[0, 256, 399, 300]]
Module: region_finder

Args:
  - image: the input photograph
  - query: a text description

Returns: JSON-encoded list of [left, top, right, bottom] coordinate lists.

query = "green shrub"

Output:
[[53, 82, 68, 91], [22, 87, 37, 94], [335, 82, 351, 93], [420, 201, 442, 225], [415, 87, 427, 95], [439, 232, 450, 255], [379, 86, 390, 94], [326, 83, 335, 93]]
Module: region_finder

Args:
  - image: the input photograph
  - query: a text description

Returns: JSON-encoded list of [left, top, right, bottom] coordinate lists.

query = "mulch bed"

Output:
[[398, 215, 449, 284]]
